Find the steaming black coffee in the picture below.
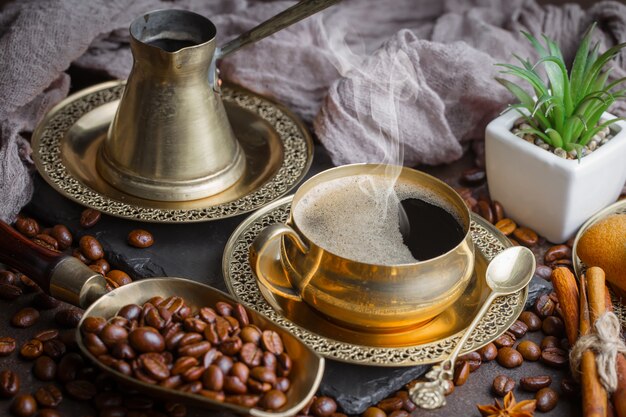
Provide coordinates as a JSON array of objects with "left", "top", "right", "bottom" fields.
[
  {"left": 293, "top": 174, "right": 465, "bottom": 266},
  {"left": 147, "top": 38, "right": 198, "bottom": 52}
]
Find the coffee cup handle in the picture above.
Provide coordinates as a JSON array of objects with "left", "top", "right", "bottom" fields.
[{"left": 249, "top": 224, "right": 309, "bottom": 302}]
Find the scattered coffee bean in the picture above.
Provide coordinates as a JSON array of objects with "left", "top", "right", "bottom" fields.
[
  {"left": 508, "top": 320, "right": 528, "bottom": 338},
  {"left": 458, "top": 351, "right": 482, "bottom": 372},
  {"left": 461, "top": 168, "right": 486, "bottom": 185},
  {"left": 544, "top": 244, "right": 571, "bottom": 263},
  {"left": 15, "top": 217, "right": 40, "bottom": 237},
  {"left": 0, "top": 271, "right": 17, "bottom": 285},
  {"left": 0, "top": 370, "right": 19, "bottom": 398},
  {"left": 542, "top": 316, "right": 565, "bottom": 337},
  {"left": 72, "top": 249, "right": 89, "bottom": 264},
  {"left": 107, "top": 270, "right": 132, "bottom": 286},
  {"left": 495, "top": 218, "right": 516, "bottom": 236},
  {"left": 534, "top": 294, "right": 556, "bottom": 318},
  {"left": 34, "top": 384, "right": 62, "bottom": 408},
  {"left": 477, "top": 201, "right": 494, "bottom": 224},
  {"left": 0, "top": 337, "right": 16, "bottom": 356},
  {"left": 54, "top": 308, "right": 83, "bottom": 328},
  {"left": 79, "top": 235, "right": 104, "bottom": 260},
  {"left": 20, "top": 339, "right": 43, "bottom": 360},
  {"left": 453, "top": 361, "right": 470, "bottom": 386},
  {"left": 33, "top": 293, "right": 60, "bottom": 310},
  {"left": 520, "top": 375, "right": 552, "bottom": 392},
  {"left": 541, "top": 347, "right": 568, "bottom": 368},
  {"left": 65, "top": 379, "right": 97, "bottom": 401},
  {"left": 33, "top": 356, "right": 57, "bottom": 381},
  {"left": 311, "top": 396, "right": 338, "bottom": 417},
  {"left": 536, "top": 387, "right": 559, "bottom": 412},
  {"left": 11, "top": 394, "right": 37, "bottom": 417},
  {"left": 513, "top": 226, "right": 539, "bottom": 247},
  {"left": 492, "top": 201, "right": 505, "bottom": 222},
  {"left": 36, "top": 409, "right": 60, "bottom": 417},
  {"left": 494, "top": 333, "right": 516, "bottom": 348},
  {"left": 80, "top": 208, "right": 101, "bottom": 228},
  {"left": 541, "top": 336, "right": 560, "bottom": 350},
  {"left": 561, "top": 378, "right": 578, "bottom": 396},
  {"left": 377, "top": 397, "right": 403, "bottom": 413},
  {"left": 11, "top": 307, "right": 40, "bottom": 328},
  {"left": 19, "top": 275, "right": 39, "bottom": 292},
  {"left": 56, "top": 353, "right": 85, "bottom": 383},
  {"left": 128, "top": 229, "right": 154, "bottom": 248},
  {"left": 496, "top": 347, "right": 523, "bottom": 368},
  {"left": 42, "top": 339, "right": 66, "bottom": 360},
  {"left": 363, "top": 407, "right": 386, "bottom": 417},
  {"left": 492, "top": 375, "right": 515, "bottom": 397},
  {"left": 92, "top": 258, "right": 110, "bottom": 275},
  {"left": 32, "top": 234, "right": 58, "bottom": 251},
  {"left": 516, "top": 340, "right": 541, "bottom": 361},
  {"left": 50, "top": 225, "right": 72, "bottom": 250},
  {"left": 519, "top": 311, "right": 542, "bottom": 331},
  {"left": 534, "top": 265, "right": 553, "bottom": 281},
  {"left": 0, "top": 284, "right": 22, "bottom": 300},
  {"left": 478, "top": 343, "right": 498, "bottom": 362}
]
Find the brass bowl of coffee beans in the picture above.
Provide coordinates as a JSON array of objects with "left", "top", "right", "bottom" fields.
[{"left": 76, "top": 278, "right": 324, "bottom": 416}]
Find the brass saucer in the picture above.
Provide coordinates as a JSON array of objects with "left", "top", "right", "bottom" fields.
[
  {"left": 222, "top": 196, "right": 529, "bottom": 366},
  {"left": 572, "top": 198, "right": 626, "bottom": 325},
  {"left": 32, "top": 81, "right": 313, "bottom": 222}
]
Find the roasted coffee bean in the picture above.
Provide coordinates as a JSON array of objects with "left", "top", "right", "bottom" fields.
[
  {"left": 15, "top": 217, "right": 40, "bottom": 237},
  {"left": 234, "top": 304, "right": 250, "bottom": 327},
  {"left": 89, "top": 263, "right": 106, "bottom": 276},
  {"left": 457, "top": 351, "right": 481, "bottom": 372},
  {"left": 261, "top": 351, "right": 277, "bottom": 372},
  {"left": 118, "top": 304, "right": 142, "bottom": 321},
  {"left": 541, "top": 335, "right": 559, "bottom": 350},
  {"left": 50, "top": 225, "right": 72, "bottom": 250},
  {"left": 72, "top": 248, "right": 89, "bottom": 264},
  {"left": 225, "top": 394, "right": 260, "bottom": 407},
  {"left": 111, "top": 343, "right": 135, "bottom": 360},
  {"left": 37, "top": 409, "right": 61, "bottom": 417},
  {"left": 388, "top": 411, "right": 409, "bottom": 417},
  {"left": 220, "top": 337, "right": 243, "bottom": 356},
  {"left": 184, "top": 318, "right": 207, "bottom": 333},
  {"left": 259, "top": 390, "right": 288, "bottom": 410},
  {"left": 11, "top": 394, "right": 37, "bottom": 417},
  {"left": 124, "top": 395, "right": 154, "bottom": 410},
  {"left": 225, "top": 315, "right": 241, "bottom": 332},
  {"left": 240, "top": 326, "right": 262, "bottom": 345},
  {"left": 107, "top": 270, "right": 132, "bottom": 287},
  {"left": 0, "top": 271, "right": 17, "bottom": 285},
  {"left": 520, "top": 375, "right": 552, "bottom": 392},
  {"left": 513, "top": 227, "right": 538, "bottom": 247},
  {"left": 396, "top": 391, "right": 416, "bottom": 412},
  {"left": 54, "top": 308, "right": 82, "bottom": 328},
  {"left": 33, "top": 356, "right": 57, "bottom": 381},
  {"left": 11, "top": 307, "right": 40, "bottom": 328},
  {"left": 464, "top": 197, "right": 478, "bottom": 211},
  {"left": 250, "top": 366, "right": 277, "bottom": 386},
  {"left": 519, "top": 311, "right": 542, "bottom": 331},
  {"left": 100, "top": 324, "right": 129, "bottom": 347},
  {"left": 140, "top": 355, "right": 170, "bottom": 381},
  {"left": 129, "top": 327, "right": 165, "bottom": 353},
  {"left": 541, "top": 347, "right": 568, "bottom": 368},
  {"left": 79, "top": 235, "right": 104, "bottom": 260},
  {"left": 542, "top": 316, "right": 565, "bottom": 337},
  {"left": 544, "top": 244, "right": 571, "bottom": 263},
  {"left": 0, "top": 337, "right": 16, "bottom": 356},
  {"left": 56, "top": 353, "right": 84, "bottom": 382},
  {"left": 0, "top": 284, "right": 22, "bottom": 300},
  {"left": 496, "top": 347, "right": 523, "bottom": 368},
  {"left": 171, "top": 356, "right": 197, "bottom": 376},
  {"left": 214, "top": 356, "right": 234, "bottom": 376},
  {"left": 33, "top": 293, "right": 60, "bottom": 310},
  {"left": 198, "top": 307, "right": 218, "bottom": 324},
  {"left": 516, "top": 340, "right": 541, "bottom": 361},
  {"left": 178, "top": 332, "right": 203, "bottom": 349},
  {"left": 453, "top": 361, "right": 470, "bottom": 386},
  {"left": 362, "top": 407, "right": 386, "bottom": 417},
  {"left": 494, "top": 333, "right": 515, "bottom": 348},
  {"left": 240, "top": 343, "right": 263, "bottom": 367},
  {"left": 80, "top": 316, "right": 107, "bottom": 334},
  {"left": 34, "top": 329, "right": 59, "bottom": 343},
  {"left": 461, "top": 168, "right": 486, "bottom": 185},
  {"left": 561, "top": 378, "right": 578, "bottom": 396},
  {"left": 128, "top": 229, "right": 154, "bottom": 248},
  {"left": 275, "top": 377, "right": 290, "bottom": 393},
  {"left": 215, "top": 301, "right": 234, "bottom": 317},
  {"left": 261, "top": 330, "right": 284, "bottom": 355},
  {"left": 80, "top": 208, "right": 101, "bottom": 228},
  {"left": 202, "top": 365, "right": 224, "bottom": 391},
  {"left": 42, "top": 339, "right": 65, "bottom": 360},
  {"left": 224, "top": 376, "right": 248, "bottom": 394},
  {"left": 492, "top": 201, "right": 505, "bottom": 222},
  {"left": 178, "top": 341, "right": 212, "bottom": 358},
  {"left": 20, "top": 339, "right": 43, "bottom": 360},
  {"left": 492, "top": 374, "right": 515, "bottom": 397},
  {"left": 34, "top": 385, "right": 62, "bottom": 408},
  {"left": 94, "top": 391, "right": 124, "bottom": 409},
  {"left": 311, "top": 396, "right": 338, "bottom": 417},
  {"left": 478, "top": 343, "right": 497, "bottom": 361},
  {"left": 92, "top": 259, "right": 110, "bottom": 275},
  {"left": 83, "top": 332, "right": 107, "bottom": 357},
  {"left": 164, "top": 402, "right": 187, "bottom": 417},
  {"left": 508, "top": 320, "right": 528, "bottom": 339},
  {"left": 534, "top": 264, "right": 553, "bottom": 281},
  {"left": 33, "top": 234, "right": 58, "bottom": 251},
  {"left": 65, "top": 379, "right": 97, "bottom": 401},
  {"left": 277, "top": 352, "right": 292, "bottom": 377},
  {"left": 0, "top": 370, "right": 19, "bottom": 398},
  {"left": 534, "top": 294, "right": 556, "bottom": 318},
  {"left": 536, "top": 387, "right": 559, "bottom": 412},
  {"left": 496, "top": 218, "right": 517, "bottom": 236},
  {"left": 477, "top": 200, "right": 494, "bottom": 224}
]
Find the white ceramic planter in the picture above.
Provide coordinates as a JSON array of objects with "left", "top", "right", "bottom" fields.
[{"left": 485, "top": 110, "right": 626, "bottom": 243}]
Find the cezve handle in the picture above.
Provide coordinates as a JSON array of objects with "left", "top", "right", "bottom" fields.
[{"left": 0, "top": 220, "right": 107, "bottom": 308}]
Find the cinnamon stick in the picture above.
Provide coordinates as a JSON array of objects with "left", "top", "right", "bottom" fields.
[
  {"left": 552, "top": 267, "right": 580, "bottom": 345},
  {"left": 587, "top": 267, "right": 607, "bottom": 323},
  {"left": 604, "top": 278, "right": 626, "bottom": 417},
  {"left": 580, "top": 273, "right": 608, "bottom": 417}
]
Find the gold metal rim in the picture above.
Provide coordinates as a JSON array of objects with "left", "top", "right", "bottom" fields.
[
  {"left": 572, "top": 198, "right": 626, "bottom": 325},
  {"left": 31, "top": 81, "right": 313, "bottom": 223},
  {"left": 222, "top": 196, "right": 529, "bottom": 367}
]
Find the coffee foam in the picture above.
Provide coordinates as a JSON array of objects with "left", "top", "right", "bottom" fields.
[{"left": 293, "top": 174, "right": 460, "bottom": 266}]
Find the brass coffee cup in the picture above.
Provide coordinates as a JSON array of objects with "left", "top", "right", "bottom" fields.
[{"left": 250, "top": 164, "right": 475, "bottom": 331}]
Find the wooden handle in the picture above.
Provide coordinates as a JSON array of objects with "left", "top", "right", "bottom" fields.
[{"left": 0, "top": 220, "right": 64, "bottom": 293}]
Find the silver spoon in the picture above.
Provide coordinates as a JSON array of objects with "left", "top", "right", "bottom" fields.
[{"left": 408, "top": 246, "right": 536, "bottom": 409}]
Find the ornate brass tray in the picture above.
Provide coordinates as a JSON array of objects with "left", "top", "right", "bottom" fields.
[
  {"left": 572, "top": 198, "right": 626, "bottom": 325},
  {"left": 222, "top": 196, "right": 529, "bottom": 366},
  {"left": 31, "top": 81, "right": 313, "bottom": 223}
]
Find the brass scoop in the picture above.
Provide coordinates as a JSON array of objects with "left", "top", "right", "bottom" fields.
[
  {"left": 99, "top": 0, "right": 340, "bottom": 202},
  {"left": 0, "top": 221, "right": 324, "bottom": 416}
]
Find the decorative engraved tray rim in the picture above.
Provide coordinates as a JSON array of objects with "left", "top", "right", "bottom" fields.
[
  {"left": 222, "top": 196, "right": 529, "bottom": 367},
  {"left": 573, "top": 199, "right": 626, "bottom": 325},
  {"left": 31, "top": 80, "right": 313, "bottom": 223}
]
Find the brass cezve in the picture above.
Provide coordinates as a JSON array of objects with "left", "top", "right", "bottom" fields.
[{"left": 250, "top": 164, "right": 476, "bottom": 331}]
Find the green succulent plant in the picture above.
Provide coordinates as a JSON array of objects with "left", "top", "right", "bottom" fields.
[{"left": 496, "top": 23, "right": 626, "bottom": 157}]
